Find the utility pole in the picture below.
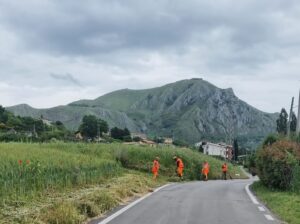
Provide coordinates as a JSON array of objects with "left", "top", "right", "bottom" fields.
[
  {"left": 287, "top": 97, "right": 294, "bottom": 137},
  {"left": 297, "top": 90, "right": 300, "bottom": 135}
]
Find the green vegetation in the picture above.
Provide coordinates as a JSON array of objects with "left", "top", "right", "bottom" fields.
[
  {"left": 251, "top": 132, "right": 300, "bottom": 224},
  {"left": 78, "top": 115, "right": 109, "bottom": 139},
  {"left": 0, "top": 143, "right": 121, "bottom": 203},
  {"left": 256, "top": 140, "right": 300, "bottom": 190},
  {"left": 276, "top": 108, "right": 288, "bottom": 135},
  {"left": 0, "top": 142, "right": 246, "bottom": 223},
  {"left": 0, "top": 105, "right": 72, "bottom": 142},
  {"left": 110, "top": 127, "right": 131, "bottom": 141},
  {"left": 252, "top": 182, "right": 300, "bottom": 224}
]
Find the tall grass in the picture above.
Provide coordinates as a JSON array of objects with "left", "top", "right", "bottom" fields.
[
  {"left": 112, "top": 145, "right": 244, "bottom": 180},
  {"left": 0, "top": 143, "right": 122, "bottom": 204},
  {"left": 0, "top": 142, "right": 245, "bottom": 205}
]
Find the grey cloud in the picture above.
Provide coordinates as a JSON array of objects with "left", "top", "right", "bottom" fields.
[
  {"left": 1, "top": 0, "right": 299, "bottom": 72},
  {"left": 0, "top": 0, "right": 300, "bottom": 112},
  {"left": 50, "top": 73, "right": 82, "bottom": 87}
]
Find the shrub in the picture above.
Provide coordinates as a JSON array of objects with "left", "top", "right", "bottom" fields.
[
  {"left": 256, "top": 140, "right": 300, "bottom": 190},
  {"left": 132, "top": 136, "right": 141, "bottom": 142},
  {"left": 122, "top": 135, "right": 132, "bottom": 142},
  {"left": 262, "top": 134, "right": 278, "bottom": 147},
  {"left": 291, "top": 165, "right": 300, "bottom": 193}
]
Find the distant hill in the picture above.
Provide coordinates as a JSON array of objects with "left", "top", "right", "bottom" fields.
[{"left": 8, "top": 78, "right": 277, "bottom": 148}]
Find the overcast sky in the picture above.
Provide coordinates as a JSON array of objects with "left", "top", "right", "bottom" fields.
[{"left": 0, "top": 0, "right": 299, "bottom": 113}]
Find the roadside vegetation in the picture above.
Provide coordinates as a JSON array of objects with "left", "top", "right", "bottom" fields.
[
  {"left": 0, "top": 142, "right": 245, "bottom": 223},
  {"left": 252, "top": 182, "right": 300, "bottom": 224},
  {"left": 250, "top": 107, "right": 300, "bottom": 224}
]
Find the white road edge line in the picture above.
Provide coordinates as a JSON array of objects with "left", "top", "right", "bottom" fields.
[
  {"left": 98, "top": 184, "right": 172, "bottom": 224},
  {"left": 258, "top": 206, "right": 266, "bottom": 212},
  {"left": 245, "top": 184, "right": 259, "bottom": 205},
  {"left": 265, "top": 214, "right": 275, "bottom": 221}
]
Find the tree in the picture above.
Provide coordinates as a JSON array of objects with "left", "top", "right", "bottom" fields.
[
  {"left": 0, "top": 106, "right": 9, "bottom": 124},
  {"left": 233, "top": 138, "right": 239, "bottom": 161},
  {"left": 110, "top": 127, "right": 131, "bottom": 141},
  {"left": 54, "top": 120, "right": 66, "bottom": 131},
  {"left": 98, "top": 119, "right": 109, "bottom": 134},
  {"left": 123, "top": 128, "right": 130, "bottom": 137},
  {"left": 290, "top": 112, "right": 297, "bottom": 133},
  {"left": 79, "top": 115, "right": 109, "bottom": 139},
  {"left": 276, "top": 108, "right": 288, "bottom": 135},
  {"left": 0, "top": 105, "right": 5, "bottom": 114}
]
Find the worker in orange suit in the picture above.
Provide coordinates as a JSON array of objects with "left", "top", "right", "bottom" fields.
[
  {"left": 222, "top": 162, "right": 228, "bottom": 180},
  {"left": 152, "top": 157, "right": 160, "bottom": 180},
  {"left": 173, "top": 156, "right": 184, "bottom": 180},
  {"left": 202, "top": 161, "right": 210, "bottom": 181}
]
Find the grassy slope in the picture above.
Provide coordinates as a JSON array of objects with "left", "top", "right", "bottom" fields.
[
  {"left": 252, "top": 182, "right": 300, "bottom": 224},
  {"left": 0, "top": 142, "right": 246, "bottom": 223}
]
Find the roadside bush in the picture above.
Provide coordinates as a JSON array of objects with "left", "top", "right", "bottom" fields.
[
  {"left": 291, "top": 165, "right": 300, "bottom": 193},
  {"left": 256, "top": 140, "right": 300, "bottom": 190},
  {"left": 262, "top": 134, "right": 278, "bottom": 147}
]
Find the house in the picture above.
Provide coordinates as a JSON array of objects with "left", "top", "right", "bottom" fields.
[
  {"left": 195, "top": 141, "right": 233, "bottom": 160},
  {"left": 94, "top": 136, "right": 104, "bottom": 142},
  {"left": 164, "top": 138, "right": 173, "bottom": 145},
  {"left": 131, "top": 133, "right": 147, "bottom": 140},
  {"left": 75, "top": 131, "right": 83, "bottom": 140},
  {"left": 41, "top": 118, "right": 52, "bottom": 126},
  {"left": 7, "top": 128, "right": 17, "bottom": 135}
]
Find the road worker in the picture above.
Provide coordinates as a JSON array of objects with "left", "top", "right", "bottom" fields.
[
  {"left": 222, "top": 162, "right": 228, "bottom": 180},
  {"left": 173, "top": 156, "right": 184, "bottom": 180},
  {"left": 201, "top": 161, "right": 210, "bottom": 181},
  {"left": 152, "top": 157, "right": 160, "bottom": 180}
]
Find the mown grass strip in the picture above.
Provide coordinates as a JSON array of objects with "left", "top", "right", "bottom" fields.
[
  {"left": 1, "top": 172, "right": 167, "bottom": 223},
  {"left": 252, "top": 182, "right": 300, "bottom": 224}
]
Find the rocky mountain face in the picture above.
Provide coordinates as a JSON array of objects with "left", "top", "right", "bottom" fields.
[{"left": 8, "top": 79, "right": 277, "bottom": 148}]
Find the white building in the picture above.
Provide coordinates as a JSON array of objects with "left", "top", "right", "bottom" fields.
[{"left": 195, "top": 142, "right": 233, "bottom": 160}]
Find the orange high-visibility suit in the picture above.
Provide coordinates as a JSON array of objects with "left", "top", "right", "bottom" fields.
[
  {"left": 176, "top": 158, "right": 184, "bottom": 177},
  {"left": 152, "top": 159, "right": 160, "bottom": 179},
  {"left": 222, "top": 163, "right": 228, "bottom": 180},
  {"left": 222, "top": 163, "right": 228, "bottom": 172},
  {"left": 202, "top": 162, "right": 210, "bottom": 181}
]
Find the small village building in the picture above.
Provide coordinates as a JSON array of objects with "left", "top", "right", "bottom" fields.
[
  {"left": 195, "top": 141, "right": 233, "bottom": 160},
  {"left": 164, "top": 138, "right": 173, "bottom": 145},
  {"left": 41, "top": 118, "right": 52, "bottom": 126},
  {"left": 131, "top": 133, "right": 147, "bottom": 140},
  {"left": 7, "top": 128, "right": 17, "bottom": 135},
  {"left": 75, "top": 131, "right": 83, "bottom": 140}
]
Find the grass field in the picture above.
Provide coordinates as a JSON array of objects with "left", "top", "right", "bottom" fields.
[
  {"left": 0, "top": 142, "right": 246, "bottom": 223},
  {"left": 252, "top": 182, "right": 300, "bottom": 224}
]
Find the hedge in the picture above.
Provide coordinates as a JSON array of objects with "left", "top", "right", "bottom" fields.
[{"left": 256, "top": 140, "right": 300, "bottom": 191}]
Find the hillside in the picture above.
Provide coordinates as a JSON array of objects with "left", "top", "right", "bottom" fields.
[
  {"left": 8, "top": 78, "right": 277, "bottom": 148},
  {"left": 8, "top": 104, "right": 140, "bottom": 132}
]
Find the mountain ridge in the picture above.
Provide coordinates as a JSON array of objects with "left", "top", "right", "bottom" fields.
[{"left": 8, "top": 78, "right": 277, "bottom": 148}]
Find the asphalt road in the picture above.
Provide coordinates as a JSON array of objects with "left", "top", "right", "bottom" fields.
[{"left": 93, "top": 179, "right": 281, "bottom": 224}]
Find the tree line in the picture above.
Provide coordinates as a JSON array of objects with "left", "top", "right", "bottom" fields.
[
  {"left": 276, "top": 108, "right": 297, "bottom": 135},
  {"left": 78, "top": 114, "right": 132, "bottom": 141},
  {"left": 0, "top": 105, "right": 133, "bottom": 142}
]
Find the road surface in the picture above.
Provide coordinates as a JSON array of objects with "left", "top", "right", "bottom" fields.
[{"left": 92, "top": 179, "right": 281, "bottom": 224}]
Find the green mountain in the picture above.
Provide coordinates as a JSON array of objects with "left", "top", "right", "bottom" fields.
[{"left": 8, "top": 79, "right": 277, "bottom": 148}]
